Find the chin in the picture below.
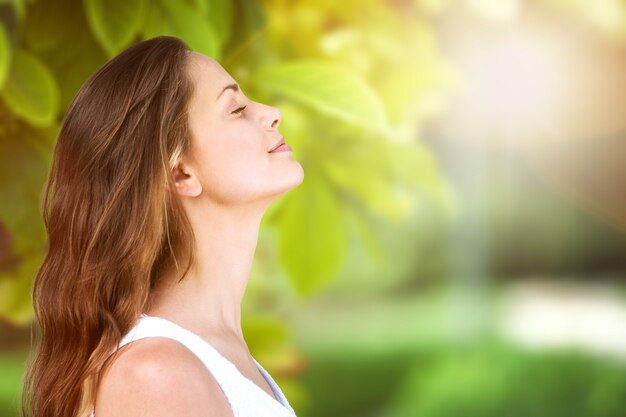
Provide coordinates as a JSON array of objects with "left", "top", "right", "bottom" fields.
[
  {"left": 291, "top": 161, "right": 305, "bottom": 185},
  {"left": 283, "top": 170, "right": 305, "bottom": 193},
  {"left": 269, "top": 166, "right": 305, "bottom": 200}
]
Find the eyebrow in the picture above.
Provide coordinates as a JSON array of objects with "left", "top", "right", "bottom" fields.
[{"left": 216, "top": 82, "right": 240, "bottom": 102}]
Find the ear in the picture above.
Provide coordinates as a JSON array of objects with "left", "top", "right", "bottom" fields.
[{"left": 171, "top": 161, "right": 202, "bottom": 197}]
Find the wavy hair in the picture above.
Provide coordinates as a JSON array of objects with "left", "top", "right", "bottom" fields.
[{"left": 21, "top": 35, "right": 198, "bottom": 417}]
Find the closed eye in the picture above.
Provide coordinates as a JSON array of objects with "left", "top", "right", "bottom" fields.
[{"left": 231, "top": 105, "right": 247, "bottom": 115}]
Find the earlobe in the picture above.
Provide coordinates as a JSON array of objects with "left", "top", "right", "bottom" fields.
[{"left": 172, "top": 163, "right": 202, "bottom": 197}]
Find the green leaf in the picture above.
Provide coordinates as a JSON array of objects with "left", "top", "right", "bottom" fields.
[
  {"left": 0, "top": 23, "right": 11, "bottom": 89},
  {"left": 237, "top": 0, "right": 267, "bottom": 36},
  {"left": 276, "top": 172, "right": 347, "bottom": 297},
  {"left": 188, "top": 0, "right": 209, "bottom": 14},
  {"left": 322, "top": 155, "right": 415, "bottom": 222},
  {"left": 342, "top": 202, "right": 387, "bottom": 266},
  {"left": 252, "top": 59, "right": 389, "bottom": 132},
  {"left": 28, "top": 0, "right": 108, "bottom": 111},
  {"left": 142, "top": 0, "right": 220, "bottom": 60},
  {"left": 83, "top": 0, "right": 145, "bottom": 58},
  {"left": 0, "top": 123, "right": 49, "bottom": 326},
  {"left": 206, "top": 0, "right": 234, "bottom": 47},
  {"left": 22, "top": 0, "right": 78, "bottom": 54},
  {"left": 0, "top": 124, "right": 51, "bottom": 254},
  {"left": 0, "top": 48, "right": 59, "bottom": 127},
  {"left": 39, "top": 23, "right": 108, "bottom": 111}
]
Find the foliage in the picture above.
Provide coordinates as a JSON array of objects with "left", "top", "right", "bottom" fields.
[
  {"left": 0, "top": 0, "right": 460, "bottom": 409},
  {"left": 0, "top": 0, "right": 457, "bottom": 324},
  {"left": 385, "top": 341, "right": 626, "bottom": 417},
  {"left": 292, "top": 338, "right": 626, "bottom": 417},
  {"left": 2, "top": 0, "right": 626, "bottom": 415}
]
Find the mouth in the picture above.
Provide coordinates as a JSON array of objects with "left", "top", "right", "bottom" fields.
[{"left": 268, "top": 136, "right": 292, "bottom": 153}]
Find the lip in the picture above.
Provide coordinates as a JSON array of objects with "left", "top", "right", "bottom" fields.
[{"left": 268, "top": 136, "right": 286, "bottom": 153}]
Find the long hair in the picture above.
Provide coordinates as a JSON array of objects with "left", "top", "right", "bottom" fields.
[{"left": 21, "top": 36, "right": 198, "bottom": 417}]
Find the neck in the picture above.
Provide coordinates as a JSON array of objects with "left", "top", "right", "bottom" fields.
[{"left": 147, "top": 199, "right": 267, "bottom": 342}]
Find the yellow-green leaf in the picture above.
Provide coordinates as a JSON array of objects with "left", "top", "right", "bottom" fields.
[
  {"left": 143, "top": 0, "right": 220, "bottom": 60},
  {"left": 83, "top": 0, "right": 145, "bottom": 57},
  {"left": 252, "top": 59, "right": 389, "bottom": 132},
  {"left": 0, "top": 48, "right": 59, "bottom": 127},
  {"left": 22, "top": 0, "right": 78, "bottom": 54},
  {"left": 322, "top": 156, "right": 415, "bottom": 221},
  {"left": 0, "top": 125, "right": 51, "bottom": 253},
  {"left": 39, "top": 24, "right": 108, "bottom": 111},
  {"left": 276, "top": 172, "right": 347, "bottom": 297},
  {"left": 206, "top": 0, "right": 234, "bottom": 46}
]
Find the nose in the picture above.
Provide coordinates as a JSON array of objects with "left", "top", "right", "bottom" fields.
[{"left": 263, "top": 105, "right": 281, "bottom": 130}]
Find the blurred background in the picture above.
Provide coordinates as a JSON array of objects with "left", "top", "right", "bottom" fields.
[{"left": 1, "top": 0, "right": 626, "bottom": 416}]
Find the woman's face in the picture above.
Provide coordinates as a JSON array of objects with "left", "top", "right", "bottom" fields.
[{"left": 179, "top": 52, "right": 304, "bottom": 207}]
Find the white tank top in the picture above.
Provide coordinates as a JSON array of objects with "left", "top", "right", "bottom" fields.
[{"left": 89, "top": 313, "right": 297, "bottom": 417}]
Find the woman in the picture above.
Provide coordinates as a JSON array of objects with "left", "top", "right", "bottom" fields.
[{"left": 22, "top": 36, "right": 304, "bottom": 417}]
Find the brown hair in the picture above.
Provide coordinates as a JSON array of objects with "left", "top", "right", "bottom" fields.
[{"left": 21, "top": 36, "right": 198, "bottom": 417}]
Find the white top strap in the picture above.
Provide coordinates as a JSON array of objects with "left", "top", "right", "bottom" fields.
[{"left": 90, "top": 314, "right": 297, "bottom": 417}]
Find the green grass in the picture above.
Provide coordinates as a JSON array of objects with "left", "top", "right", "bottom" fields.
[
  {"left": 289, "top": 284, "right": 626, "bottom": 417},
  {"left": 292, "top": 339, "right": 626, "bottom": 417}
]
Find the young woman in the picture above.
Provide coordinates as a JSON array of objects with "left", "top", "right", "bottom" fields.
[{"left": 22, "top": 36, "right": 304, "bottom": 417}]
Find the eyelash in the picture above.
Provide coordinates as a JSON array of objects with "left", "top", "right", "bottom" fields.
[{"left": 231, "top": 105, "right": 247, "bottom": 116}]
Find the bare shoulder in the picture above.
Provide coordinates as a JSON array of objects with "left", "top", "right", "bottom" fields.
[{"left": 95, "top": 337, "right": 234, "bottom": 417}]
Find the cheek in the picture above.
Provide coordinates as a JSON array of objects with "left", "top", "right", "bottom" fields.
[
  {"left": 217, "top": 125, "right": 265, "bottom": 165},
  {"left": 194, "top": 122, "right": 260, "bottom": 166},
  {"left": 195, "top": 127, "right": 269, "bottom": 202}
]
